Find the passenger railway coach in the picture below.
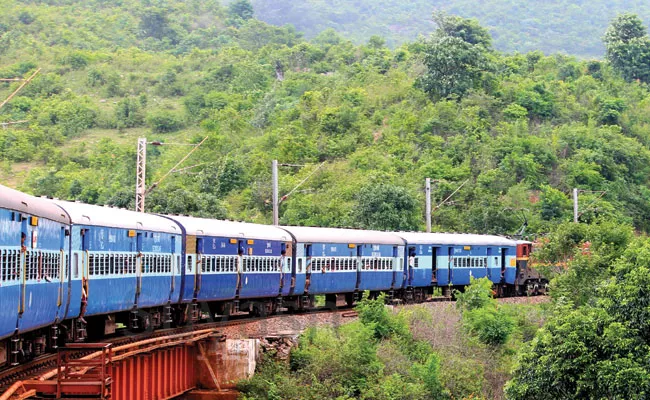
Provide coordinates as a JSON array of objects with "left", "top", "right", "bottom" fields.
[{"left": 0, "top": 183, "right": 542, "bottom": 366}]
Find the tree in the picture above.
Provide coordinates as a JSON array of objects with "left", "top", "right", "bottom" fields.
[
  {"left": 354, "top": 183, "right": 420, "bottom": 231},
  {"left": 418, "top": 13, "right": 492, "bottom": 99},
  {"left": 228, "top": 0, "right": 254, "bottom": 21},
  {"left": 603, "top": 14, "right": 650, "bottom": 83},
  {"left": 506, "top": 239, "right": 650, "bottom": 399}
]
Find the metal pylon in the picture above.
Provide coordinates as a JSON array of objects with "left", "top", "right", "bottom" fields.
[{"left": 135, "top": 137, "right": 147, "bottom": 212}]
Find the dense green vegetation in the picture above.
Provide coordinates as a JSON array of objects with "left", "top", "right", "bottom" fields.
[
  {"left": 3, "top": 1, "right": 650, "bottom": 237},
  {"left": 251, "top": 0, "right": 650, "bottom": 57},
  {"left": 239, "top": 292, "right": 545, "bottom": 399},
  {"left": 505, "top": 220, "right": 650, "bottom": 399}
]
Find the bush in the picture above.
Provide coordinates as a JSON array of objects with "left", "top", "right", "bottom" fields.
[
  {"left": 357, "top": 293, "right": 409, "bottom": 340},
  {"left": 455, "top": 277, "right": 495, "bottom": 312},
  {"left": 146, "top": 110, "right": 184, "bottom": 133},
  {"left": 463, "top": 307, "right": 515, "bottom": 346}
]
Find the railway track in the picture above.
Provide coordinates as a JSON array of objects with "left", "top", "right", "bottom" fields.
[{"left": 0, "top": 306, "right": 355, "bottom": 394}]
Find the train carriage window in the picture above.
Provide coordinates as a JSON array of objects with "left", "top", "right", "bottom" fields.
[{"left": 89, "top": 253, "right": 95, "bottom": 276}]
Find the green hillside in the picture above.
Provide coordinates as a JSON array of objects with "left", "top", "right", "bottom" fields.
[
  {"left": 251, "top": 0, "right": 650, "bottom": 57},
  {"left": 2, "top": 0, "right": 650, "bottom": 236}
]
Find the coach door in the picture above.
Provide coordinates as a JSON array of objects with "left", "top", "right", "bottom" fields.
[
  {"left": 431, "top": 247, "right": 439, "bottom": 283},
  {"left": 57, "top": 227, "right": 65, "bottom": 313},
  {"left": 447, "top": 247, "right": 453, "bottom": 285},
  {"left": 500, "top": 248, "right": 508, "bottom": 282},
  {"left": 135, "top": 232, "right": 143, "bottom": 304},
  {"left": 170, "top": 236, "right": 176, "bottom": 296},
  {"left": 355, "top": 245, "right": 362, "bottom": 291},
  {"left": 19, "top": 217, "right": 28, "bottom": 314},
  {"left": 487, "top": 248, "right": 493, "bottom": 281},
  {"left": 196, "top": 238, "right": 204, "bottom": 295},
  {"left": 304, "top": 244, "right": 312, "bottom": 292}
]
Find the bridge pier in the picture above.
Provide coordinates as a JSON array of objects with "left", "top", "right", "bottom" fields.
[{"left": 8, "top": 329, "right": 261, "bottom": 400}]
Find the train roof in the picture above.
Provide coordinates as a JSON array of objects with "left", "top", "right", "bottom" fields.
[
  {"left": 280, "top": 226, "right": 405, "bottom": 245},
  {"left": 52, "top": 200, "right": 181, "bottom": 234},
  {"left": 395, "top": 232, "right": 516, "bottom": 247},
  {"left": 167, "top": 215, "right": 291, "bottom": 242},
  {"left": 0, "top": 184, "right": 69, "bottom": 224}
]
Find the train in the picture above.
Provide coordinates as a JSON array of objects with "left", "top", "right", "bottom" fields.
[{"left": 0, "top": 184, "right": 546, "bottom": 366}]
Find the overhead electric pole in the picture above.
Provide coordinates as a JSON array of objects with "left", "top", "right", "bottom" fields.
[
  {"left": 425, "top": 178, "right": 431, "bottom": 233},
  {"left": 135, "top": 136, "right": 208, "bottom": 213},
  {"left": 272, "top": 160, "right": 279, "bottom": 225},
  {"left": 271, "top": 160, "right": 325, "bottom": 226},
  {"left": 136, "top": 138, "right": 147, "bottom": 213}
]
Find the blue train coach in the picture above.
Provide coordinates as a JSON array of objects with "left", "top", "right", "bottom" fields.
[
  {"left": 0, "top": 185, "right": 71, "bottom": 365},
  {"left": 396, "top": 232, "right": 518, "bottom": 297},
  {"left": 165, "top": 215, "right": 292, "bottom": 318},
  {"left": 279, "top": 226, "right": 405, "bottom": 307},
  {"left": 52, "top": 200, "right": 182, "bottom": 334}
]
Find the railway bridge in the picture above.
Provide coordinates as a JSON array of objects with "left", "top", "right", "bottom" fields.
[{"left": 0, "top": 329, "right": 250, "bottom": 400}]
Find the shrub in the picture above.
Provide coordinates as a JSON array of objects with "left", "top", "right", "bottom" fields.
[
  {"left": 146, "top": 110, "right": 184, "bottom": 133},
  {"left": 463, "top": 307, "right": 515, "bottom": 346},
  {"left": 455, "top": 277, "right": 495, "bottom": 312}
]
